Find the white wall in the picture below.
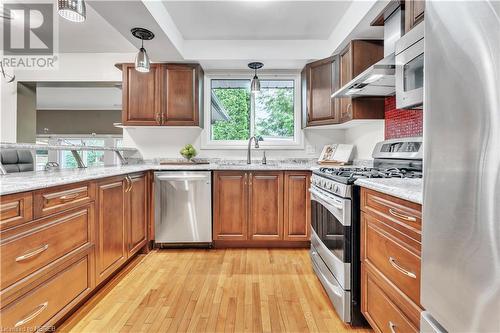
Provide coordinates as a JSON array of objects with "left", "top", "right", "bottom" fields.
[
  {"left": 1, "top": 52, "right": 384, "bottom": 161},
  {"left": 122, "top": 123, "right": 384, "bottom": 161},
  {"left": 345, "top": 121, "right": 385, "bottom": 160},
  {"left": 122, "top": 127, "right": 347, "bottom": 160},
  {"left": 0, "top": 53, "right": 134, "bottom": 142}
]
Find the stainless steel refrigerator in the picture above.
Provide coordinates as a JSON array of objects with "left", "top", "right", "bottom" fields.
[{"left": 422, "top": 1, "right": 500, "bottom": 332}]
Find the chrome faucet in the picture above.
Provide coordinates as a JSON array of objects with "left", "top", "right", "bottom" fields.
[{"left": 247, "top": 136, "right": 263, "bottom": 164}]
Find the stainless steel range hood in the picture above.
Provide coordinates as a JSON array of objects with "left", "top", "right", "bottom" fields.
[{"left": 332, "top": 5, "right": 404, "bottom": 99}]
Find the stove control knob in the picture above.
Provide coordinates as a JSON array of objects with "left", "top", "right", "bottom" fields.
[{"left": 333, "top": 184, "right": 340, "bottom": 193}]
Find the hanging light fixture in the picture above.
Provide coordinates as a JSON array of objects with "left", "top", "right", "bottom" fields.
[
  {"left": 131, "top": 28, "right": 155, "bottom": 73},
  {"left": 248, "top": 62, "right": 263, "bottom": 93},
  {"left": 58, "top": 0, "right": 86, "bottom": 23}
]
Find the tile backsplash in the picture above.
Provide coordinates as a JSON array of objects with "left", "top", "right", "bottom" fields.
[{"left": 384, "top": 96, "right": 423, "bottom": 139}]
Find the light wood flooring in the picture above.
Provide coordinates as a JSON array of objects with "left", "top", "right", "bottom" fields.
[{"left": 59, "top": 249, "right": 372, "bottom": 333}]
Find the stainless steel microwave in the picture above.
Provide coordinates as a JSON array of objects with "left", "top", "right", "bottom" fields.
[{"left": 395, "top": 22, "right": 424, "bottom": 109}]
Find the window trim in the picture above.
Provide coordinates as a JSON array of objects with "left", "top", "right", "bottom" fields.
[{"left": 201, "top": 72, "right": 304, "bottom": 150}]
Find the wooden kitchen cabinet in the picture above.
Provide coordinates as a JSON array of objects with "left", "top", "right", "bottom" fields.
[
  {"left": 249, "top": 172, "right": 284, "bottom": 240},
  {"left": 303, "top": 56, "right": 340, "bottom": 126},
  {"left": 122, "top": 63, "right": 162, "bottom": 126},
  {"left": 162, "top": 64, "right": 203, "bottom": 126},
  {"left": 213, "top": 171, "right": 248, "bottom": 241},
  {"left": 283, "top": 171, "right": 311, "bottom": 241},
  {"left": 360, "top": 188, "right": 423, "bottom": 331},
  {"left": 95, "top": 176, "right": 127, "bottom": 284},
  {"left": 213, "top": 171, "right": 310, "bottom": 247},
  {"left": 405, "top": 0, "right": 425, "bottom": 33},
  {"left": 338, "top": 40, "right": 385, "bottom": 123},
  {"left": 126, "top": 173, "right": 148, "bottom": 256},
  {"left": 120, "top": 63, "right": 203, "bottom": 127}
]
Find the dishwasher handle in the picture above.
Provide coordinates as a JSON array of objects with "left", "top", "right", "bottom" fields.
[{"left": 156, "top": 175, "right": 210, "bottom": 182}]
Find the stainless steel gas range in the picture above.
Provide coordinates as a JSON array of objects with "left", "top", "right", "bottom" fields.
[{"left": 309, "top": 137, "right": 423, "bottom": 325}]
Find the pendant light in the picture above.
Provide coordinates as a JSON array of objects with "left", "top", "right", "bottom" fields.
[
  {"left": 58, "top": 0, "right": 86, "bottom": 23},
  {"left": 248, "top": 62, "right": 263, "bottom": 93},
  {"left": 131, "top": 28, "right": 155, "bottom": 73}
]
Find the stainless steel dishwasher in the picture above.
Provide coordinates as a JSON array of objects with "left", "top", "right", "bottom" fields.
[{"left": 154, "top": 171, "right": 212, "bottom": 245}]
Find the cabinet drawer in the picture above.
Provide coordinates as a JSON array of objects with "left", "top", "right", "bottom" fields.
[
  {"left": 0, "top": 252, "right": 92, "bottom": 331},
  {"left": 362, "top": 263, "right": 418, "bottom": 333},
  {"left": 0, "top": 192, "right": 33, "bottom": 230},
  {"left": 34, "top": 182, "right": 95, "bottom": 218},
  {"left": 1, "top": 205, "right": 93, "bottom": 290},
  {"left": 362, "top": 212, "right": 421, "bottom": 306},
  {"left": 361, "top": 188, "right": 421, "bottom": 243}
]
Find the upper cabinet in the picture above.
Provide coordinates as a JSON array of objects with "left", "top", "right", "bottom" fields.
[
  {"left": 302, "top": 40, "right": 385, "bottom": 127},
  {"left": 338, "top": 40, "right": 385, "bottom": 123},
  {"left": 302, "top": 56, "right": 340, "bottom": 126},
  {"left": 122, "top": 64, "right": 161, "bottom": 126},
  {"left": 405, "top": 0, "right": 425, "bottom": 33},
  {"left": 120, "top": 63, "right": 204, "bottom": 127}
]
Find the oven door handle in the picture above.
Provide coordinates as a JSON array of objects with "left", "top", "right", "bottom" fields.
[{"left": 309, "top": 187, "right": 344, "bottom": 210}]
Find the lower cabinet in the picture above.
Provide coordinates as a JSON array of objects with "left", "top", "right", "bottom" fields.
[
  {"left": 96, "top": 173, "right": 148, "bottom": 283},
  {"left": 95, "top": 176, "right": 127, "bottom": 284},
  {"left": 283, "top": 171, "right": 311, "bottom": 241},
  {"left": 126, "top": 173, "right": 148, "bottom": 256},
  {"left": 213, "top": 170, "right": 310, "bottom": 246},
  {"left": 249, "top": 171, "right": 284, "bottom": 241},
  {"left": 360, "top": 188, "right": 423, "bottom": 331}
]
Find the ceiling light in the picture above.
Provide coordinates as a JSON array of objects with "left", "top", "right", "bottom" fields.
[
  {"left": 58, "top": 0, "right": 86, "bottom": 23},
  {"left": 248, "top": 62, "right": 263, "bottom": 93},
  {"left": 131, "top": 28, "right": 155, "bottom": 73}
]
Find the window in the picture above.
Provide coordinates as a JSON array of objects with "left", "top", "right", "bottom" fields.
[
  {"left": 35, "top": 136, "right": 123, "bottom": 169},
  {"left": 59, "top": 139, "right": 105, "bottom": 168},
  {"left": 204, "top": 74, "right": 302, "bottom": 149}
]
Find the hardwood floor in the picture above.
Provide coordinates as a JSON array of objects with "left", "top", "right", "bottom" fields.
[{"left": 59, "top": 249, "right": 372, "bottom": 333}]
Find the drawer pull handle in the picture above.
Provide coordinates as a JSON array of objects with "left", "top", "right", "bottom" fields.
[
  {"left": 389, "top": 321, "right": 397, "bottom": 333},
  {"left": 389, "top": 208, "right": 416, "bottom": 222},
  {"left": 15, "top": 302, "right": 48, "bottom": 327},
  {"left": 16, "top": 244, "right": 49, "bottom": 262},
  {"left": 388, "top": 257, "right": 416, "bottom": 279},
  {"left": 59, "top": 193, "right": 80, "bottom": 202}
]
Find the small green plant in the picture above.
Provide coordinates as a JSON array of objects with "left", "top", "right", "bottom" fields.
[{"left": 180, "top": 144, "right": 197, "bottom": 160}]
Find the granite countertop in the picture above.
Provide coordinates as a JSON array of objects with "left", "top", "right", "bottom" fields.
[
  {"left": 0, "top": 160, "right": 319, "bottom": 196},
  {"left": 354, "top": 178, "right": 423, "bottom": 204}
]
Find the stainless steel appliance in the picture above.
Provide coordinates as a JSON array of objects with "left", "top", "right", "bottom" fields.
[
  {"left": 310, "top": 137, "right": 423, "bottom": 325},
  {"left": 154, "top": 171, "right": 212, "bottom": 244},
  {"left": 421, "top": 1, "right": 500, "bottom": 332},
  {"left": 395, "top": 21, "right": 424, "bottom": 109},
  {"left": 332, "top": 2, "right": 404, "bottom": 98}
]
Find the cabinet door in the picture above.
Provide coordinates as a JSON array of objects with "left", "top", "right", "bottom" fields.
[
  {"left": 96, "top": 177, "right": 126, "bottom": 283},
  {"left": 405, "top": 0, "right": 425, "bottom": 33},
  {"left": 339, "top": 45, "right": 353, "bottom": 122},
  {"left": 163, "top": 64, "right": 199, "bottom": 126},
  {"left": 127, "top": 174, "right": 148, "bottom": 256},
  {"left": 308, "top": 57, "right": 339, "bottom": 125},
  {"left": 213, "top": 171, "right": 248, "bottom": 240},
  {"left": 284, "top": 171, "right": 311, "bottom": 241},
  {"left": 122, "top": 64, "right": 161, "bottom": 125},
  {"left": 249, "top": 171, "right": 283, "bottom": 241}
]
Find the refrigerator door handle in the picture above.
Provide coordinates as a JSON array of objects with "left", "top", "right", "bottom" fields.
[{"left": 389, "top": 257, "right": 417, "bottom": 279}]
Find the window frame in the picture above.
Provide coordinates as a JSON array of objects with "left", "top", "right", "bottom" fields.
[{"left": 202, "top": 72, "right": 304, "bottom": 150}]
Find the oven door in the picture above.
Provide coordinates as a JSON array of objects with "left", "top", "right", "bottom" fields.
[
  {"left": 310, "top": 185, "right": 351, "bottom": 289},
  {"left": 396, "top": 24, "right": 424, "bottom": 109}
]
